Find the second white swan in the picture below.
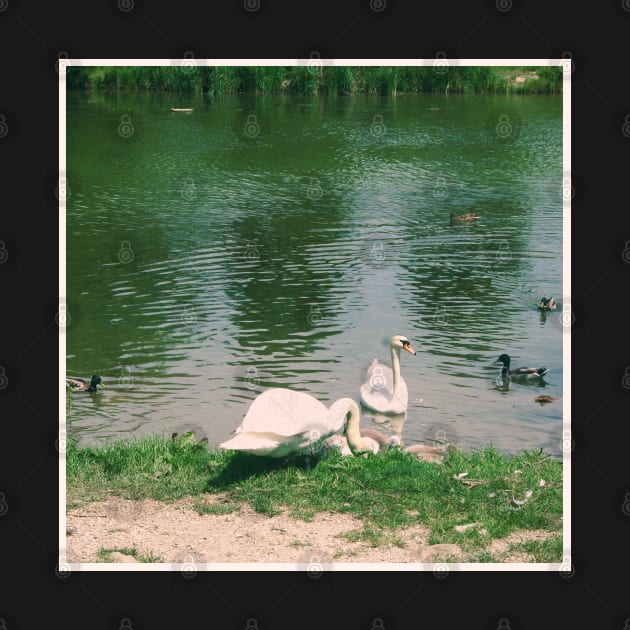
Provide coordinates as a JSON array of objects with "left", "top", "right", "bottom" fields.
[{"left": 360, "top": 334, "right": 416, "bottom": 415}]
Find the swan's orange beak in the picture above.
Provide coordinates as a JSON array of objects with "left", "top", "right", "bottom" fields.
[{"left": 403, "top": 342, "right": 416, "bottom": 355}]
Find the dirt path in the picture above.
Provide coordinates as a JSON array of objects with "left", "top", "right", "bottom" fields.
[{"left": 65, "top": 494, "right": 556, "bottom": 566}]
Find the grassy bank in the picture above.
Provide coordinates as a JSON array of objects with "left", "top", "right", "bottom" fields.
[
  {"left": 66, "top": 434, "right": 563, "bottom": 562},
  {"left": 66, "top": 65, "right": 562, "bottom": 95}
]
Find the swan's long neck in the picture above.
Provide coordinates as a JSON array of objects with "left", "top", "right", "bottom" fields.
[
  {"left": 344, "top": 402, "right": 369, "bottom": 455},
  {"left": 391, "top": 344, "right": 402, "bottom": 394}
]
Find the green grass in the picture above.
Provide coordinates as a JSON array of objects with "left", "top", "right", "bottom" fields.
[
  {"left": 67, "top": 435, "right": 563, "bottom": 560},
  {"left": 95, "top": 547, "right": 163, "bottom": 563}
]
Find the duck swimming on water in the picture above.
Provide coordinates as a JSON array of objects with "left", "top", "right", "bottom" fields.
[
  {"left": 494, "top": 354, "right": 548, "bottom": 382},
  {"left": 66, "top": 375, "right": 104, "bottom": 392},
  {"left": 450, "top": 211, "right": 480, "bottom": 224},
  {"left": 538, "top": 297, "right": 557, "bottom": 310}
]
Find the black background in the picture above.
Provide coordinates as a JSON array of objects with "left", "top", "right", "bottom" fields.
[{"left": 1, "top": 0, "right": 629, "bottom": 628}]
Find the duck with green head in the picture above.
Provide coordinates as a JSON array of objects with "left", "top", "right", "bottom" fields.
[
  {"left": 66, "top": 375, "right": 104, "bottom": 392},
  {"left": 494, "top": 355, "right": 548, "bottom": 382}
]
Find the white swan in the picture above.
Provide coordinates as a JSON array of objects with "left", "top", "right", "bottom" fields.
[
  {"left": 219, "top": 388, "right": 371, "bottom": 457},
  {"left": 323, "top": 427, "right": 401, "bottom": 457},
  {"left": 360, "top": 334, "right": 416, "bottom": 415}
]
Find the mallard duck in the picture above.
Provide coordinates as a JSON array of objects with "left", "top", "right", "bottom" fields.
[
  {"left": 534, "top": 395, "right": 561, "bottom": 404},
  {"left": 538, "top": 297, "right": 557, "bottom": 310},
  {"left": 66, "top": 375, "right": 103, "bottom": 392},
  {"left": 450, "top": 211, "right": 480, "bottom": 223},
  {"left": 494, "top": 354, "right": 548, "bottom": 381}
]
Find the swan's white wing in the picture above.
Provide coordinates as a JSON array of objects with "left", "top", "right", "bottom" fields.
[
  {"left": 365, "top": 359, "right": 395, "bottom": 391},
  {"left": 360, "top": 360, "right": 394, "bottom": 405},
  {"left": 220, "top": 430, "right": 315, "bottom": 457},
  {"left": 360, "top": 359, "right": 408, "bottom": 414},
  {"left": 237, "top": 388, "right": 328, "bottom": 436}
]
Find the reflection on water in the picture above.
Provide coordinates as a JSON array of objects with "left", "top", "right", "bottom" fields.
[{"left": 66, "top": 89, "right": 564, "bottom": 457}]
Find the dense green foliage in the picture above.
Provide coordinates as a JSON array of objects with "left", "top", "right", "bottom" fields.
[{"left": 66, "top": 65, "right": 562, "bottom": 95}]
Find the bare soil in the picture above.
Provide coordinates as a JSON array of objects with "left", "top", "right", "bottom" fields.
[{"left": 65, "top": 494, "right": 555, "bottom": 566}]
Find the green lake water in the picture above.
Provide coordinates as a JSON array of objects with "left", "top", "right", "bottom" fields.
[{"left": 65, "top": 89, "right": 565, "bottom": 457}]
